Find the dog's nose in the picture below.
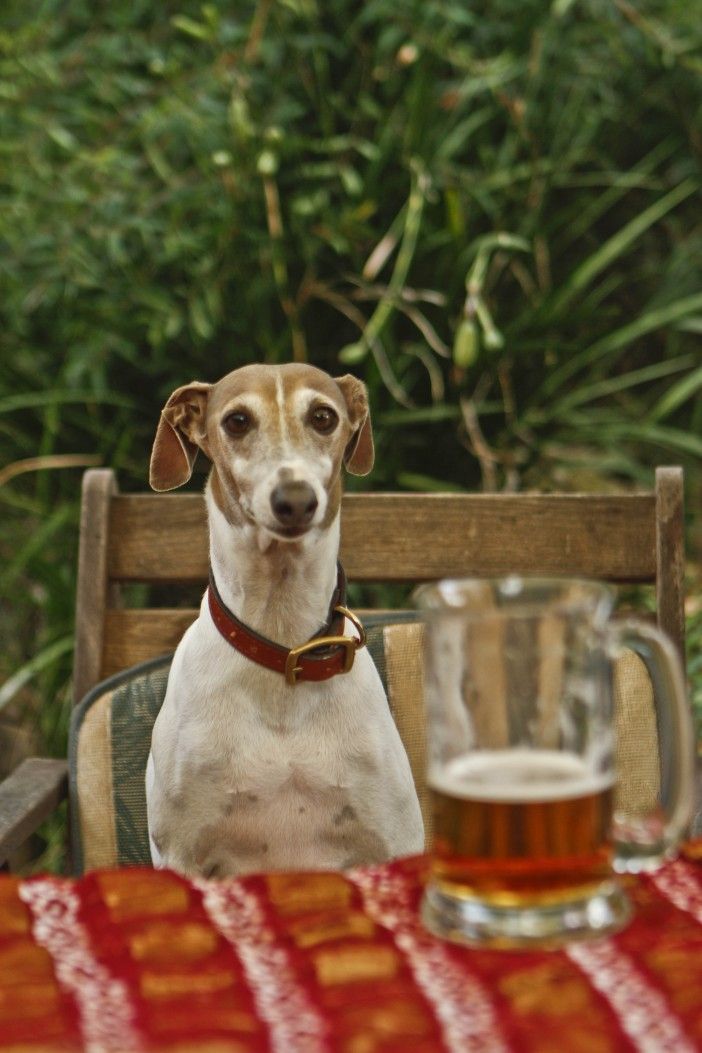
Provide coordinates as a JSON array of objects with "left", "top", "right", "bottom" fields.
[{"left": 270, "top": 481, "right": 318, "bottom": 529}]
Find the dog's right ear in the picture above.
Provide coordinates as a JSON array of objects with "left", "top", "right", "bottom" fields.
[{"left": 149, "top": 382, "right": 212, "bottom": 491}]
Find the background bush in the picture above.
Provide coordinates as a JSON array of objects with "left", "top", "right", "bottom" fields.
[{"left": 1, "top": 0, "right": 701, "bottom": 865}]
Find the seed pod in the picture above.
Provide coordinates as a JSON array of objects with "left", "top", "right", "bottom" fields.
[
  {"left": 339, "top": 341, "right": 367, "bottom": 365},
  {"left": 453, "top": 318, "right": 479, "bottom": 368},
  {"left": 484, "top": 326, "right": 505, "bottom": 351},
  {"left": 256, "top": 149, "right": 278, "bottom": 175}
]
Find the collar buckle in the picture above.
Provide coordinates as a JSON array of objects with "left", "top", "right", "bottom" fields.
[{"left": 284, "top": 606, "right": 367, "bottom": 686}]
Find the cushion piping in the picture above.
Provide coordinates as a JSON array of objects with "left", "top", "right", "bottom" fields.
[{"left": 69, "top": 653, "right": 174, "bottom": 875}]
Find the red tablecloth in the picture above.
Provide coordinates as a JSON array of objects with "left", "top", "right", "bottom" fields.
[{"left": 3, "top": 845, "right": 702, "bottom": 1052}]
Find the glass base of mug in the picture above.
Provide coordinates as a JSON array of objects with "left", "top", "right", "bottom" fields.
[{"left": 421, "top": 880, "right": 632, "bottom": 950}]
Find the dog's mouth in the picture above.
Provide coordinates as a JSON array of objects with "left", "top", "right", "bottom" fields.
[
  {"left": 267, "top": 524, "right": 313, "bottom": 541},
  {"left": 240, "top": 504, "right": 311, "bottom": 541}
]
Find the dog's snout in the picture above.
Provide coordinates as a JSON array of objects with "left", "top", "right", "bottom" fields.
[{"left": 270, "top": 480, "right": 318, "bottom": 529}]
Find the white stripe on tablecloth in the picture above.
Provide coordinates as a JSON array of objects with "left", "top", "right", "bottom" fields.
[
  {"left": 19, "top": 877, "right": 142, "bottom": 1053},
  {"left": 349, "top": 867, "right": 508, "bottom": 1053},
  {"left": 650, "top": 858, "right": 702, "bottom": 926},
  {"left": 567, "top": 938, "right": 695, "bottom": 1053},
  {"left": 195, "top": 877, "right": 328, "bottom": 1053}
]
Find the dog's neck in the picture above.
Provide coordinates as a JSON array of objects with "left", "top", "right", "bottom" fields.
[{"left": 205, "top": 477, "right": 341, "bottom": 648}]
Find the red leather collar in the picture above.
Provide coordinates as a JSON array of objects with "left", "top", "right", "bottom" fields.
[{"left": 207, "top": 564, "right": 367, "bottom": 686}]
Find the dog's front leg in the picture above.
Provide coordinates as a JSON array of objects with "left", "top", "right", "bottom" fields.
[{"left": 145, "top": 750, "right": 214, "bottom": 877}]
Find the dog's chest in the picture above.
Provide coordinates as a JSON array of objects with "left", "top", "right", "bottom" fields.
[
  {"left": 172, "top": 693, "right": 386, "bottom": 870},
  {"left": 194, "top": 733, "right": 376, "bottom": 871},
  {"left": 218, "top": 751, "right": 351, "bottom": 831},
  {"left": 219, "top": 697, "right": 361, "bottom": 790}
]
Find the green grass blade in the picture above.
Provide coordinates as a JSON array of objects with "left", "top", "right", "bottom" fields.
[
  {"left": 540, "top": 356, "right": 695, "bottom": 418},
  {"left": 0, "top": 505, "right": 73, "bottom": 588},
  {"left": 546, "top": 179, "right": 699, "bottom": 319},
  {"left": 397, "top": 472, "right": 465, "bottom": 493},
  {"left": 379, "top": 405, "right": 461, "bottom": 426},
  {"left": 541, "top": 292, "right": 702, "bottom": 397},
  {"left": 647, "top": 365, "right": 702, "bottom": 423},
  {"left": 552, "top": 419, "right": 702, "bottom": 459},
  {"left": 554, "top": 137, "right": 679, "bottom": 246},
  {"left": 0, "top": 636, "right": 74, "bottom": 713},
  {"left": 0, "top": 392, "right": 136, "bottom": 413}
]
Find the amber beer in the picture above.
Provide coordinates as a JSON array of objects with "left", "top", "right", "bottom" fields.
[{"left": 429, "top": 750, "right": 615, "bottom": 905}]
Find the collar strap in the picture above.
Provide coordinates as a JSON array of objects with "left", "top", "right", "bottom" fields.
[{"left": 207, "top": 564, "right": 367, "bottom": 686}]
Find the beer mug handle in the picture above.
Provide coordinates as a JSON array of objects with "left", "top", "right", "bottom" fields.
[{"left": 608, "top": 619, "right": 696, "bottom": 873}]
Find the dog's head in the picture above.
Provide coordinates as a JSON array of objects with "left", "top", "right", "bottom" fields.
[{"left": 149, "top": 364, "right": 373, "bottom": 540}]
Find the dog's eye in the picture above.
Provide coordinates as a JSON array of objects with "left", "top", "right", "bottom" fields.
[
  {"left": 223, "top": 411, "right": 251, "bottom": 436},
  {"left": 310, "top": 406, "right": 338, "bottom": 434}
]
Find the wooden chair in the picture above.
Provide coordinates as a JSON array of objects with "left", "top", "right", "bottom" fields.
[{"left": 0, "top": 465, "right": 691, "bottom": 869}]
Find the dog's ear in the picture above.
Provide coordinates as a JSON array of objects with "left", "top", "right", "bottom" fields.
[
  {"left": 149, "top": 382, "right": 212, "bottom": 491},
  {"left": 335, "top": 374, "right": 374, "bottom": 476}
]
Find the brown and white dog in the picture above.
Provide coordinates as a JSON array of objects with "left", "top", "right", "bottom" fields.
[{"left": 145, "top": 363, "right": 424, "bottom": 877}]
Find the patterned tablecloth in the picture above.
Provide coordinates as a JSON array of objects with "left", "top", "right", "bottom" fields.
[{"left": 3, "top": 846, "right": 702, "bottom": 1053}]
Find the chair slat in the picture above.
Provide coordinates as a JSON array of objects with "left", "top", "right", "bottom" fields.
[
  {"left": 102, "top": 610, "right": 198, "bottom": 679},
  {"left": 74, "top": 470, "right": 117, "bottom": 704},
  {"left": 655, "top": 466, "right": 686, "bottom": 666},
  {"left": 108, "top": 492, "right": 657, "bottom": 584},
  {"left": 340, "top": 493, "right": 656, "bottom": 582}
]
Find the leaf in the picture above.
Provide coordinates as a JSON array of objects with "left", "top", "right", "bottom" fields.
[
  {"left": 0, "top": 637, "right": 74, "bottom": 713},
  {"left": 170, "top": 15, "right": 212, "bottom": 41},
  {"left": 547, "top": 180, "right": 699, "bottom": 318},
  {"left": 554, "top": 418, "right": 702, "bottom": 459},
  {"left": 542, "top": 356, "right": 695, "bottom": 417},
  {"left": 46, "top": 125, "right": 77, "bottom": 151},
  {"left": 397, "top": 472, "right": 465, "bottom": 493},
  {"left": 188, "top": 297, "right": 213, "bottom": 340},
  {"left": 465, "top": 232, "right": 531, "bottom": 263},
  {"left": 379, "top": 405, "right": 460, "bottom": 425},
  {"left": 0, "top": 505, "right": 73, "bottom": 588},
  {"left": 541, "top": 292, "right": 702, "bottom": 397},
  {"left": 0, "top": 454, "right": 101, "bottom": 487},
  {"left": 0, "top": 392, "right": 135, "bottom": 413},
  {"left": 648, "top": 365, "right": 702, "bottom": 423}
]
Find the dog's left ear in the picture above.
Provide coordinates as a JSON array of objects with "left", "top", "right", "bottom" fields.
[
  {"left": 149, "top": 382, "right": 212, "bottom": 491},
  {"left": 335, "top": 374, "right": 374, "bottom": 476}
]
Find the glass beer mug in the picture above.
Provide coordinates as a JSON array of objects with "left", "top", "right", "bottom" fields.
[{"left": 416, "top": 577, "right": 695, "bottom": 948}]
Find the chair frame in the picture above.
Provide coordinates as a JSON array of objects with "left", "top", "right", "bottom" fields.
[{"left": 0, "top": 465, "right": 689, "bottom": 867}]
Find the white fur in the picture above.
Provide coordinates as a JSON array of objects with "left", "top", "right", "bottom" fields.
[{"left": 145, "top": 366, "right": 424, "bottom": 878}]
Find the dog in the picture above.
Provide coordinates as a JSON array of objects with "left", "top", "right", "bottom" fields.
[{"left": 145, "top": 363, "right": 424, "bottom": 878}]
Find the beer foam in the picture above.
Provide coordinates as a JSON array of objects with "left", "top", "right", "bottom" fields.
[{"left": 429, "top": 749, "right": 614, "bottom": 803}]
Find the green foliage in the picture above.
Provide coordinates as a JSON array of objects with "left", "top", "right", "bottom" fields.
[
  {"left": 2, "top": 0, "right": 702, "bottom": 481},
  {"left": 1, "top": 0, "right": 701, "bottom": 816}
]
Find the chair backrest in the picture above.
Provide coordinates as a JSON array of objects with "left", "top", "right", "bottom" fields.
[{"left": 73, "top": 466, "right": 686, "bottom": 706}]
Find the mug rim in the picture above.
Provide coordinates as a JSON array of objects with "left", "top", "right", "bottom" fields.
[{"left": 413, "top": 575, "right": 615, "bottom": 621}]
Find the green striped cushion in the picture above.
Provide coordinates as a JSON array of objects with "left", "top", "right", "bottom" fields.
[{"left": 68, "top": 617, "right": 424, "bottom": 874}]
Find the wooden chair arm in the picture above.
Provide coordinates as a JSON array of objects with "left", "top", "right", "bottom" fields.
[{"left": 0, "top": 758, "right": 68, "bottom": 866}]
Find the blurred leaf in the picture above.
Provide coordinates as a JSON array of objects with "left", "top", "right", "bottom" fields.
[
  {"left": 0, "top": 392, "right": 135, "bottom": 413},
  {"left": 1, "top": 505, "right": 72, "bottom": 588},
  {"left": 0, "top": 637, "right": 74, "bottom": 713},
  {"left": 397, "top": 471, "right": 465, "bottom": 492},
  {"left": 547, "top": 180, "right": 698, "bottom": 319},
  {"left": 539, "top": 356, "right": 696, "bottom": 418},
  {"left": 648, "top": 366, "right": 702, "bottom": 423},
  {"left": 541, "top": 293, "right": 702, "bottom": 396},
  {"left": 2, "top": 0, "right": 702, "bottom": 835}
]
